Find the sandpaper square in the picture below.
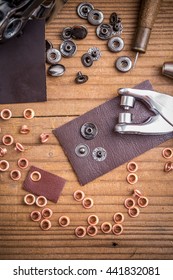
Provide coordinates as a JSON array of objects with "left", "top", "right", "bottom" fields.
[
  {"left": 53, "top": 80, "right": 173, "bottom": 185},
  {"left": 23, "top": 166, "right": 66, "bottom": 203}
]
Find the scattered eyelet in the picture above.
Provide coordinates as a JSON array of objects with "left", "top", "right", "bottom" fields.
[
  {"left": 42, "top": 208, "right": 53, "bottom": 219},
  {"left": 2, "top": 135, "right": 14, "bottom": 146},
  {"left": 75, "top": 226, "right": 86, "bottom": 238},
  {"left": 40, "top": 133, "right": 50, "bottom": 143},
  {"left": 115, "top": 56, "right": 132, "bottom": 72},
  {"left": 113, "top": 212, "right": 124, "bottom": 224},
  {"left": 137, "top": 196, "right": 149, "bottom": 208},
  {"left": 87, "top": 225, "right": 98, "bottom": 237},
  {"left": 0, "top": 160, "right": 10, "bottom": 171},
  {"left": 30, "top": 171, "right": 41, "bottom": 182},
  {"left": 76, "top": 2, "right": 94, "bottom": 19},
  {"left": 10, "top": 169, "right": 21, "bottom": 181},
  {"left": 23, "top": 109, "right": 35, "bottom": 119},
  {"left": 124, "top": 198, "right": 135, "bottom": 209},
  {"left": 80, "top": 122, "right": 98, "bottom": 140},
  {"left": 88, "top": 47, "right": 101, "bottom": 61},
  {"left": 30, "top": 210, "right": 41, "bottom": 222},
  {"left": 108, "top": 36, "right": 124, "bottom": 52},
  {"left": 96, "top": 23, "right": 113, "bottom": 40},
  {"left": 0, "top": 147, "right": 7, "bottom": 157},
  {"left": 60, "top": 40, "right": 77, "bottom": 57},
  {"left": 112, "top": 224, "right": 123, "bottom": 235},
  {"left": 127, "top": 161, "right": 138, "bottom": 172},
  {"left": 73, "top": 190, "right": 85, "bottom": 201},
  {"left": 82, "top": 197, "right": 94, "bottom": 209},
  {"left": 0, "top": 109, "right": 12, "bottom": 120},
  {"left": 75, "top": 143, "right": 90, "bottom": 157},
  {"left": 87, "top": 215, "right": 99, "bottom": 225},
  {"left": 101, "top": 222, "right": 112, "bottom": 234},
  {"left": 46, "top": 48, "right": 62, "bottom": 64},
  {"left": 36, "top": 196, "right": 47, "bottom": 208},
  {"left": 19, "top": 125, "right": 30, "bottom": 134},
  {"left": 126, "top": 173, "right": 138, "bottom": 184},
  {"left": 17, "top": 158, "right": 29, "bottom": 169},
  {"left": 88, "top": 9, "right": 104, "bottom": 26},
  {"left": 24, "top": 194, "right": 36, "bottom": 205},
  {"left": 133, "top": 189, "right": 142, "bottom": 197},
  {"left": 75, "top": 71, "right": 88, "bottom": 84},
  {"left": 15, "top": 142, "right": 25, "bottom": 152},
  {"left": 128, "top": 207, "right": 140, "bottom": 218},
  {"left": 164, "top": 162, "right": 173, "bottom": 172},
  {"left": 81, "top": 53, "right": 93, "bottom": 67},
  {"left": 92, "top": 147, "right": 107, "bottom": 161},
  {"left": 40, "top": 219, "right": 51, "bottom": 230},
  {"left": 162, "top": 148, "right": 173, "bottom": 159},
  {"left": 61, "top": 26, "right": 72, "bottom": 40},
  {"left": 58, "top": 216, "right": 70, "bottom": 227}
]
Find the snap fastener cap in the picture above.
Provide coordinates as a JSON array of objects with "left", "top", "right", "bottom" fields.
[{"left": 80, "top": 122, "right": 98, "bottom": 140}]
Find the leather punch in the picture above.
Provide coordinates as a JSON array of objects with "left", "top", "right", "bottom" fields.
[{"left": 115, "top": 88, "right": 173, "bottom": 135}]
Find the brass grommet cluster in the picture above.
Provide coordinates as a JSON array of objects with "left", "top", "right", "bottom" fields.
[
  {"left": 73, "top": 190, "right": 94, "bottom": 209},
  {"left": 126, "top": 161, "right": 138, "bottom": 185}
]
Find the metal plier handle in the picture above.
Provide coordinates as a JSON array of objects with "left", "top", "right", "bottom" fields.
[{"left": 115, "top": 88, "right": 173, "bottom": 135}]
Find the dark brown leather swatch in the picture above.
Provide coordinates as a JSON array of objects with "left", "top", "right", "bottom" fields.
[
  {"left": 53, "top": 80, "right": 173, "bottom": 185},
  {"left": 23, "top": 166, "right": 66, "bottom": 203},
  {"left": 0, "top": 20, "right": 46, "bottom": 104}
]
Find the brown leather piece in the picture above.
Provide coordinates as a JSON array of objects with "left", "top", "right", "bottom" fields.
[
  {"left": 23, "top": 166, "right": 66, "bottom": 203},
  {"left": 0, "top": 20, "right": 46, "bottom": 104},
  {"left": 53, "top": 80, "right": 173, "bottom": 186}
]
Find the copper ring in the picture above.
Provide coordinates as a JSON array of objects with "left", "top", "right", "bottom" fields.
[
  {"left": 2, "top": 134, "right": 14, "bottom": 146},
  {"left": 41, "top": 208, "right": 53, "bottom": 219},
  {"left": 0, "top": 109, "right": 12, "bottom": 120},
  {"left": 17, "top": 158, "right": 29, "bottom": 169},
  {"left": 0, "top": 160, "right": 10, "bottom": 171},
  {"left": 75, "top": 226, "right": 86, "bottom": 238},
  {"left": 133, "top": 189, "right": 142, "bottom": 197},
  {"left": 128, "top": 206, "right": 140, "bottom": 218},
  {"left": 30, "top": 171, "right": 41, "bottom": 182},
  {"left": 40, "top": 219, "right": 51, "bottom": 230},
  {"left": 0, "top": 147, "right": 7, "bottom": 157},
  {"left": 58, "top": 216, "right": 70, "bottom": 227},
  {"left": 164, "top": 162, "right": 173, "bottom": 172},
  {"left": 23, "top": 108, "right": 35, "bottom": 119},
  {"left": 10, "top": 170, "right": 21, "bottom": 181},
  {"left": 112, "top": 224, "right": 123, "bottom": 235},
  {"left": 73, "top": 190, "right": 85, "bottom": 201},
  {"left": 36, "top": 196, "right": 47, "bottom": 207},
  {"left": 126, "top": 173, "right": 138, "bottom": 184},
  {"left": 87, "top": 225, "right": 98, "bottom": 237},
  {"left": 100, "top": 222, "right": 112, "bottom": 234},
  {"left": 40, "top": 133, "right": 50, "bottom": 143},
  {"left": 24, "top": 194, "right": 36, "bottom": 205},
  {"left": 137, "top": 196, "right": 149, "bottom": 208},
  {"left": 127, "top": 161, "right": 138, "bottom": 172},
  {"left": 113, "top": 212, "right": 124, "bottom": 224},
  {"left": 87, "top": 215, "right": 99, "bottom": 225},
  {"left": 82, "top": 197, "right": 94, "bottom": 209},
  {"left": 15, "top": 142, "right": 25, "bottom": 152},
  {"left": 162, "top": 148, "right": 173, "bottom": 159},
  {"left": 124, "top": 197, "right": 135, "bottom": 209},
  {"left": 30, "top": 210, "right": 41, "bottom": 222},
  {"left": 20, "top": 125, "right": 30, "bottom": 134}
]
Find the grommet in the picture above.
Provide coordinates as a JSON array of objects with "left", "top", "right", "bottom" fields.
[
  {"left": 120, "top": 96, "right": 135, "bottom": 110},
  {"left": 137, "top": 196, "right": 149, "bottom": 208},
  {"left": 92, "top": 147, "right": 107, "bottom": 162},
  {"left": 112, "top": 224, "right": 123, "bottom": 235},
  {"left": 36, "top": 196, "right": 47, "bottom": 208},
  {"left": 60, "top": 40, "right": 77, "bottom": 57},
  {"left": 80, "top": 122, "right": 98, "bottom": 140},
  {"left": 30, "top": 171, "right": 41, "bottom": 182},
  {"left": 81, "top": 53, "right": 93, "bottom": 67},
  {"left": 0, "top": 147, "right": 7, "bottom": 157},
  {"left": 71, "top": 25, "right": 88, "bottom": 40},
  {"left": 2, "top": 135, "right": 14, "bottom": 146},
  {"left": 46, "top": 48, "right": 62, "bottom": 64},
  {"left": 118, "top": 112, "right": 132, "bottom": 124},
  {"left": 113, "top": 212, "right": 124, "bottom": 224},
  {"left": 58, "top": 216, "right": 70, "bottom": 227},
  {"left": 87, "top": 215, "right": 99, "bottom": 225},
  {"left": 61, "top": 27, "right": 72, "bottom": 40},
  {"left": 45, "top": 39, "right": 53, "bottom": 52},
  {"left": 133, "top": 189, "right": 142, "bottom": 198},
  {"left": 48, "top": 64, "right": 66, "bottom": 77},
  {"left": 10, "top": 170, "right": 21, "bottom": 181},
  {"left": 75, "top": 72, "right": 88, "bottom": 84},
  {"left": 88, "top": 9, "right": 104, "bottom": 26},
  {"left": 14, "top": 142, "right": 25, "bottom": 152},
  {"left": 17, "top": 158, "right": 29, "bottom": 169},
  {"left": 73, "top": 190, "right": 85, "bottom": 201},
  {"left": 0, "top": 160, "right": 10, "bottom": 171},
  {"left": 128, "top": 206, "right": 140, "bottom": 218},
  {"left": 127, "top": 162, "right": 138, "bottom": 172},
  {"left": 40, "top": 219, "right": 51, "bottom": 231},
  {"left": 164, "top": 162, "right": 173, "bottom": 172},
  {"left": 0, "top": 109, "right": 12, "bottom": 120},
  {"left": 42, "top": 208, "right": 53, "bottom": 219},
  {"left": 126, "top": 173, "right": 138, "bottom": 185},
  {"left": 109, "top": 12, "right": 118, "bottom": 25},
  {"left": 19, "top": 125, "right": 30, "bottom": 134},
  {"left": 108, "top": 36, "right": 124, "bottom": 52},
  {"left": 87, "top": 225, "right": 98, "bottom": 237},
  {"left": 23, "top": 108, "right": 35, "bottom": 119},
  {"left": 82, "top": 197, "right": 94, "bottom": 209},
  {"left": 75, "top": 226, "right": 86, "bottom": 238},
  {"left": 88, "top": 47, "right": 101, "bottom": 61},
  {"left": 76, "top": 2, "right": 94, "bottom": 19},
  {"left": 40, "top": 133, "right": 50, "bottom": 143},
  {"left": 24, "top": 194, "right": 36, "bottom": 205},
  {"left": 100, "top": 222, "right": 112, "bottom": 234},
  {"left": 115, "top": 56, "right": 132, "bottom": 72},
  {"left": 75, "top": 143, "right": 90, "bottom": 157},
  {"left": 124, "top": 198, "right": 135, "bottom": 209},
  {"left": 96, "top": 23, "right": 113, "bottom": 40},
  {"left": 162, "top": 148, "right": 173, "bottom": 159},
  {"left": 30, "top": 210, "right": 41, "bottom": 222}
]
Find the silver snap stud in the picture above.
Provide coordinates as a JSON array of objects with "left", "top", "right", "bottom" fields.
[
  {"left": 75, "top": 144, "right": 90, "bottom": 157},
  {"left": 88, "top": 47, "right": 101, "bottom": 61}
]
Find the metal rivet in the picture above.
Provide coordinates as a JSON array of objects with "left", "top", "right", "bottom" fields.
[
  {"left": 60, "top": 40, "right": 77, "bottom": 57},
  {"left": 75, "top": 144, "right": 90, "bottom": 157},
  {"left": 115, "top": 56, "right": 132, "bottom": 72},
  {"left": 92, "top": 147, "right": 107, "bottom": 161},
  {"left": 46, "top": 48, "right": 62, "bottom": 64},
  {"left": 80, "top": 123, "right": 98, "bottom": 140},
  {"left": 88, "top": 47, "right": 101, "bottom": 61},
  {"left": 76, "top": 2, "right": 94, "bottom": 19},
  {"left": 96, "top": 24, "right": 113, "bottom": 40},
  {"left": 81, "top": 53, "right": 93, "bottom": 67},
  {"left": 47, "top": 64, "right": 65, "bottom": 77},
  {"left": 108, "top": 36, "right": 124, "bottom": 52},
  {"left": 75, "top": 72, "right": 88, "bottom": 84},
  {"left": 71, "top": 25, "right": 88, "bottom": 40},
  {"left": 88, "top": 9, "right": 104, "bottom": 26}
]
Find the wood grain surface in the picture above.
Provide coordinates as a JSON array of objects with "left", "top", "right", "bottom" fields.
[{"left": 0, "top": 0, "right": 173, "bottom": 260}]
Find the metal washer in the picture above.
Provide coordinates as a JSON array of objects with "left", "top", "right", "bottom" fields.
[
  {"left": 46, "top": 48, "right": 62, "bottom": 64},
  {"left": 75, "top": 144, "right": 90, "bottom": 157},
  {"left": 88, "top": 9, "right": 104, "bottom": 26},
  {"left": 96, "top": 23, "right": 113, "bottom": 40},
  {"left": 108, "top": 36, "right": 124, "bottom": 52},
  {"left": 115, "top": 56, "right": 132, "bottom": 73},
  {"left": 76, "top": 2, "right": 94, "bottom": 19},
  {"left": 80, "top": 123, "right": 98, "bottom": 140},
  {"left": 60, "top": 40, "right": 77, "bottom": 57},
  {"left": 92, "top": 147, "right": 107, "bottom": 162}
]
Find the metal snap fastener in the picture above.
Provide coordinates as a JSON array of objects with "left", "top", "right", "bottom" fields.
[
  {"left": 88, "top": 9, "right": 104, "bottom": 26},
  {"left": 75, "top": 144, "right": 90, "bottom": 157},
  {"left": 71, "top": 25, "right": 88, "bottom": 40},
  {"left": 75, "top": 72, "right": 88, "bottom": 84},
  {"left": 81, "top": 53, "right": 93, "bottom": 67},
  {"left": 45, "top": 40, "right": 53, "bottom": 52},
  {"left": 76, "top": 2, "right": 94, "bottom": 19},
  {"left": 47, "top": 64, "right": 66, "bottom": 77},
  {"left": 61, "top": 27, "right": 72, "bottom": 40},
  {"left": 115, "top": 56, "right": 132, "bottom": 72},
  {"left": 88, "top": 47, "right": 101, "bottom": 61},
  {"left": 80, "top": 123, "right": 98, "bottom": 140},
  {"left": 60, "top": 40, "right": 77, "bottom": 57},
  {"left": 109, "top": 12, "right": 119, "bottom": 25},
  {"left": 92, "top": 147, "right": 107, "bottom": 161},
  {"left": 112, "top": 21, "right": 123, "bottom": 35},
  {"left": 96, "top": 23, "right": 113, "bottom": 40},
  {"left": 108, "top": 36, "right": 124, "bottom": 52},
  {"left": 46, "top": 48, "right": 62, "bottom": 64}
]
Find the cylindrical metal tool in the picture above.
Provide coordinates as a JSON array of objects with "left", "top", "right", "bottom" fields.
[{"left": 162, "top": 62, "right": 173, "bottom": 79}]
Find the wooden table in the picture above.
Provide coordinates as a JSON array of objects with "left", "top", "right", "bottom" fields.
[{"left": 0, "top": 0, "right": 173, "bottom": 260}]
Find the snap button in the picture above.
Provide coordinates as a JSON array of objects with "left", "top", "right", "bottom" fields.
[
  {"left": 92, "top": 147, "right": 107, "bottom": 161},
  {"left": 80, "top": 122, "right": 98, "bottom": 140},
  {"left": 75, "top": 144, "right": 90, "bottom": 157}
]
